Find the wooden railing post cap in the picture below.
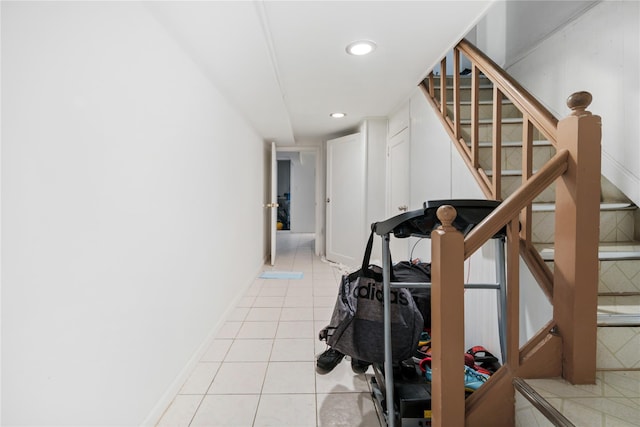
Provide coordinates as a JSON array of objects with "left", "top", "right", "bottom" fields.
[
  {"left": 436, "top": 205, "right": 457, "bottom": 231},
  {"left": 567, "top": 91, "right": 593, "bottom": 116}
]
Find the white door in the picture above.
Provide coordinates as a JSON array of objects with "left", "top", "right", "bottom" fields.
[
  {"left": 270, "top": 142, "right": 277, "bottom": 266},
  {"left": 387, "top": 128, "right": 411, "bottom": 261},
  {"left": 326, "top": 133, "right": 366, "bottom": 267}
]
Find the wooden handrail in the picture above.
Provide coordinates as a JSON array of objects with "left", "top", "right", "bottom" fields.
[
  {"left": 457, "top": 39, "right": 559, "bottom": 143},
  {"left": 464, "top": 149, "right": 569, "bottom": 257}
]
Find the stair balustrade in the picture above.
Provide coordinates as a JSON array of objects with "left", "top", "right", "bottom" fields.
[{"left": 422, "top": 39, "right": 601, "bottom": 426}]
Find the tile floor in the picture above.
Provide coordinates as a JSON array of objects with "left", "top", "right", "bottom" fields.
[
  {"left": 516, "top": 372, "right": 640, "bottom": 427},
  {"left": 155, "top": 232, "right": 640, "bottom": 426},
  {"left": 156, "top": 233, "right": 382, "bottom": 427}
]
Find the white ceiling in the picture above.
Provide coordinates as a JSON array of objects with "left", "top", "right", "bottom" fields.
[{"left": 146, "top": 1, "right": 495, "bottom": 145}]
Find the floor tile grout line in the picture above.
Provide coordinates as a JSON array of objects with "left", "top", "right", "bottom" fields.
[
  {"left": 185, "top": 393, "right": 208, "bottom": 427},
  {"left": 210, "top": 273, "right": 268, "bottom": 424},
  {"left": 186, "top": 358, "right": 224, "bottom": 427},
  {"left": 254, "top": 249, "right": 291, "bottom": 426},
  {"left": 293, "top": 233, "right": 318, "bottom": 426},
  {"left": 183, "top": 233, "right": 381, "bottom": 427}
]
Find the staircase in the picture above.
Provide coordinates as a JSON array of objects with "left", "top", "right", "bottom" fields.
[
  {"left": 523, "top": 191, "right": 640, "bottom": 425},
  {"left": 423, "top": 41, "right": 640, "bottom": 426}
]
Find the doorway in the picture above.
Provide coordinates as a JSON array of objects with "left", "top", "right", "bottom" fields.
[
  {"left": 277, "top": 160, "right": 291, "bottom": 230},
  {"left": 273, "top": 148, "right": 321, "bottom": 256}
]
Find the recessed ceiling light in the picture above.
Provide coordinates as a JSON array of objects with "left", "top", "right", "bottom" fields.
[
  {"left": 346, "top": 40, "right": 377, "bottom": 56},
  {"left": 330, "top": 112, "right": 346, "bottom": 118}
]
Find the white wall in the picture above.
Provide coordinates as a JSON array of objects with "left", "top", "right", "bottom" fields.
[
  {"left": 1, "top": 3, "right": 266, "bottom": 426},
  {"left": 362, "top": 118, "right": 388, "bottom": 263},
  {"left": 475, "top": 1, "right": 598, "bottom": 69},
  {"left": 479, "top": 1, "right": 640, "bottom": 206},
  {"left": 409, "top": 91, "right": 453, "bottom": 209},
  {"left": 473, "top": 0, "right": 507, "bottom": 67},
  {"left": 364, "top": 118, "right": 388, "bottom": 228}
]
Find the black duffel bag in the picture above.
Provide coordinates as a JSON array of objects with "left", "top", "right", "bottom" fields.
[
  {"left": 319, "top": 231, "right": 424, "bottom": 363},
  {"left": 393, "top": 260, "right": 432, "bottom": 328}
]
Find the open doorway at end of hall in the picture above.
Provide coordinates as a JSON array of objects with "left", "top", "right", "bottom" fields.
[
  {"left": 277, "top": 159, "right": 291, "bottom": 230},
  {"left": 276, "top": 151, "right": 316, "bottom": 234}
]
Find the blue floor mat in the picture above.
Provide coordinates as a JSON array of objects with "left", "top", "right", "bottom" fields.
[{"left": 259, "top": 271, "right": 304, "bottom": 279}]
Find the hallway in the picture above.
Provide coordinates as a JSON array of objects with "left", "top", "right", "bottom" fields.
[{"left": 156, "top": 233, "right": 381, "bottom": 426}]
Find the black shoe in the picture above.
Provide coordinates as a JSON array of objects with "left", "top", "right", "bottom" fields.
[
  {"left": 316, "top": 348, "right": 345, "bottom": 374},
  {"left": 351, "top": 358, "right": 371, "bottom": 374}
]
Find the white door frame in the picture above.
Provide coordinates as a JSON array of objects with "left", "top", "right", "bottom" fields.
[{"left": 276, "top": 145, "right": 323, "bottom": 256}]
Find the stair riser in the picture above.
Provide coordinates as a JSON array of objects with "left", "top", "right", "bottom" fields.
[
  {"left": 447, "top": 103, "right": 522, "bottom": 120},
  {"left": 597, "top": 326, "right": 640, "bottom": 370},
  {"left": 477, "top": 145, "right": 556, "bottom": 172},
  {"left": 498, "top": 176, "right": 556, "bottom": 203},
  {"left": 545, "top": 261, "right": 640, "bottom": 294},
  {"left": 532, "top": 209, "right": 636, "bottom": 244},
  {"left": 599, "top": 294, "right": 640, "bottom": 313},
  {"left": 461, "top": 122, "right": 545, "bottom": 143},
  {"left": 441, "top": 76, "right": 485, "bottom": 85},
  {"left": 435, "top": 86, "right": 494, "bottom": 102},
  {"left": 599, "top": 263, "right": 640, "bottom": 294}
]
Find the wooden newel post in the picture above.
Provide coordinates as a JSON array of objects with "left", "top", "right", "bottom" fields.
[
  {"left": 553, "top": 91, "right": 601, "bottom": 384},
  {"left": 431, "top": 205, "right": 465, "bottom": 427}
]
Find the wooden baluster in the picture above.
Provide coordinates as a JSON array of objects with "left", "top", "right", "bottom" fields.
[
  {"left": 492, "top": 87, "right": 503, "bottom": 200},
  {"left": 553, "top": 91, "right": 601, "bottom": 384},
  {"left": 428, "top": 73, "right": 435, "bottom": 98},
  {"left": 521, "top": 116, "right": 534, "bottom": 243},
  {"left": 471, "top": 65, "right": 480, "bottom": 168},
  {"left": 440, "top": 58, "right": 447, "bottom": 117},
  {"left": 506, "top": 217, "right": 520, "bottom": 368},
  {"left": 453, "top": 48, "right": 461, "bottom": 141},
  {"left": 431, "top": 205, "right": 465, "bottom": 427}
]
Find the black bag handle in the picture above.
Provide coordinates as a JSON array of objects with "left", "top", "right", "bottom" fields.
[
  {"left": 360, "top": 229, "right": 376, "bottom": 272},
  {"left": 345, "top": 230, "right": 376, "bottom": 282},
  {"left": 348, "top": 228, "right": 397, "bottom": 282}
]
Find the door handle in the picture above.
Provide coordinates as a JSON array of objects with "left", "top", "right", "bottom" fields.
[
  {"left": 398, "top": 205, "right": 408, "bottom": 212},
  {"left": 265, "top": 203, "right": 280, "bottom": 208}
]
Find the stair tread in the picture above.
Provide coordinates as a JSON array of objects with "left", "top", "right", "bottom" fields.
[
  {"left": 599, "top": 294, "right": 640, "bottom": 310},
  {"left": 460, "top": 117, "right": 522, "bottom": 125},
  {"left": 438, "top": 85, "right": 494, "bottom": 91},
  {"left": 532, "top": 202, "right": 636, "bottom": 212},
  {"left": 477, "top": 140, "right": 551, "bottom": 147},
  {"left": 598, "top": 313, "right": 640, "bottom": 326},
  {"left": 434, "top": 84, "right": 494, "bottom": 91},
  {"left": 484, "top": 169, "right": 529, "bottom": 176},
  {"left": 447, "top": 99, "right": 513, "bottom": 106},
  {"left": 538, "top": 241, "right": 640, "bottom": 261}
]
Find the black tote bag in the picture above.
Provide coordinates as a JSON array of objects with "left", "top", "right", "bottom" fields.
[{"left": 321, "top": 231, "right": 423, "bottom": 363}]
